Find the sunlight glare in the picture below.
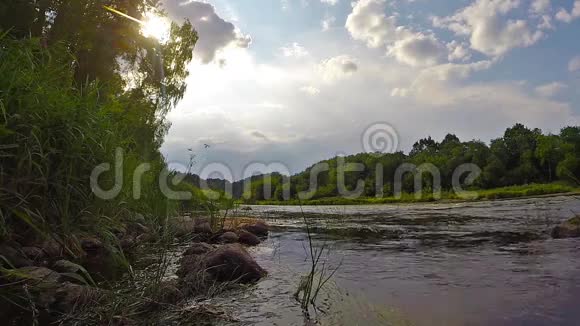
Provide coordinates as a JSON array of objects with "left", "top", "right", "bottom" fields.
[{"left": 140, "top": 12, "right": 171, "bottom": 44}]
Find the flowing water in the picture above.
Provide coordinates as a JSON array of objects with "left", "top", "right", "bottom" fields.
[{"left": 203, "top": 195, "right": 580, "bottom": 326}]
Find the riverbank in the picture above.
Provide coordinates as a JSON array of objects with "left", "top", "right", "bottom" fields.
[
  {"left": 252, "top": 183, "right": 579, "bottom": 206},
  {"left": 0, "top": 217, "right": 271, "bottom": 325}
]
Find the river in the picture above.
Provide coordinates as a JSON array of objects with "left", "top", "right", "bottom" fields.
[{"left": 207, "top": 195, "right": 580, "bottom": 325}]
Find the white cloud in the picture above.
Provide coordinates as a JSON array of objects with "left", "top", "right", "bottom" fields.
[
  {"left": 569, "top": 56, "right": 580, "bottom": 72},
  {"left": 280, "top": 42, "right": 309, "bottom": 57},
  {"left": 447, "top": 41, "right": 472, "bottom": 62},
  {"left": 322, "top": 15, "right": 336, "bottom": 31},
  {"left": 318, "top": 55, "right": 359, "bottom": 82},
  {"left": 433, "top": 0, "right": 543, "bottom": 57},
  {"left": 555, "top": 1, "right": 580, "bottom": 22},
  {"left": 300, "top": 86, "right": 321, "bottom": 95},
  {"left": 345, "top": 0, "right": 408, "bottom": 48},
  {"left": 388, "top": 33, "right": 447, "bottom": 67},
  {"left": 346, "top": 0, "right": 447, "bottom": 67},
  {"left": 531, "top": 0, "right": 550, "bottom": 14},
  {"left": 162, "top": 0, "right": 251, "bottom": 63},
  {"left": 159, "top": 0, "right": 580, "bottom": 178},
  {"left": 321, "top": 0, "right": 339, "bottom": 5},
  {"left": 535, "top": 82, "right": 568, "bottom": 97}
]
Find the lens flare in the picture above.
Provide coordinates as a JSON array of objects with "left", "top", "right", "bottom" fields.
[{"left": 140, "top": 12, "right": 171, "bottom": 44}]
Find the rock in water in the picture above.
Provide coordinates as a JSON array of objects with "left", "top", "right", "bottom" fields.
[
  {"left": 552, "top": 216, "right": 580, "bottom": 239},
  {"left": 241, "top": 221, "right": 269, "bottom": 237},
  {"left": 203, "top": 244, "right": 266, "bottom": 283},
  {"left": 178, "top": 243, "right": 266, "bottom": 287},
  {"left": 237, "top": 230, "right": 261, "bottom": 246}
]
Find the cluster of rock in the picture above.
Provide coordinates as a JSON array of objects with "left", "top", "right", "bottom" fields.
[
  {"left": 173, "top": 219, "right": 270, "bottom": 296},
  {"left": 0, "top": 217, "right": 154, "bottom": 321},
  {"left": 0, "top": 216, "right": 270, "bottom": 322}
]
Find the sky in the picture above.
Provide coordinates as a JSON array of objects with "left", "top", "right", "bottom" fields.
[{"left": 159, "top": 0, "right": 580, "bottom": 180}]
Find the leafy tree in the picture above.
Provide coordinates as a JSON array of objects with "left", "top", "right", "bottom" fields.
[{"left": 535, "top": 134, "right": 564, "bottom": 181}]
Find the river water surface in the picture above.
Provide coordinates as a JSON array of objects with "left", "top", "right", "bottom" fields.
[{"left": 207, "top": 196, "right": 580, "bottom": 325}]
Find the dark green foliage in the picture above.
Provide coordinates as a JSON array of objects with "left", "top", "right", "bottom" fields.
[
  {"left": 0, "top": 1, "right": 200, "bottom": 248},
  {"left": 240, "top": 124, "right": 579, "bottom": 202}
]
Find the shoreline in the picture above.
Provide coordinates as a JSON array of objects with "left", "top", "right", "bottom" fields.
[{"left": 249, "top": 190, "right": 580, "bottom": 207}]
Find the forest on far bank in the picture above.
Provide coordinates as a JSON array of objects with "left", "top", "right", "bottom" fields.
[{"left": 182, "top": 123, "right": 580, "bottom": 202}]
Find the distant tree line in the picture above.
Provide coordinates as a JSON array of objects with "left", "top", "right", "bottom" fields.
[{"left": 185, "top": 124, "right": 580, "bottom": 202}]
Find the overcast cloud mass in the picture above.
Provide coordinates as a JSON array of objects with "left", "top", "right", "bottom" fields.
[{"left": 160, "top": 0, "right": 580, "bottom": 180}]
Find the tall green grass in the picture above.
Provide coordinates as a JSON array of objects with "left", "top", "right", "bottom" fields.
[{"left": 0, "top": 36, "right": 191, "bottom": 257}]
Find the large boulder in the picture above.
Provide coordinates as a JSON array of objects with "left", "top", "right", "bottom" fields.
[
  {"left": 203, "top": 244, "right": 266, "bottom": 283},
  {"left": 241, "top": 221, "right": 269, "bottom": 237},
  {"left": 237, "top": 230, "right": 261, "bottom": 246},
  {"left": 178, "top": 244, "right": 266, "bottom": 288},
  {"left": 552, "top": 216, "right": 580, "bottom": 239},
  {"left": 217, "top": 232, "right": 239, "bottom": 244}
]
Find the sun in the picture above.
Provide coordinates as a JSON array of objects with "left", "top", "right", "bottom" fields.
[{"left": 140, "top": 12, "right": 171, "bottom": 44}]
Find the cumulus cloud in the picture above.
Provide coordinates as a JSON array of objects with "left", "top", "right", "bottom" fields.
[
  {"left": 321, "top": 0, "right": 339, "bottom": 5},
  {"left": 346, "top": 0, "right": 448, "bottom": 67},
  {"left": 555, "top": 1, "right": 580, "bottom": 23},
  {"left": 433, "top": 0, "right": 543, "bottom": 57},
  {"left": 388, "top": 33, "right": 447, "bottom": 67},
  {"left": 280, "top": 42, "right": 309, "bottom": 58},
  {"left": 569, "top": 56, "right": 580, "bottom": 72},
  {"left": 162, "top": 0, "right": 251, "bottom": 63},
  {"left": 318, "top": 55, "right": 358, "bottom": 82},
  {"left": 345, "top": 0, "right": 407, "bottom": 48},
  {"left": 447, "top": 41, "right": 472, "bottom": 62},
  {"left": 535, "top": 82, "right": 568, "bottom": 97},
  {"left": 420, "top": 60, "right": 494, "bottom": 82}
]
